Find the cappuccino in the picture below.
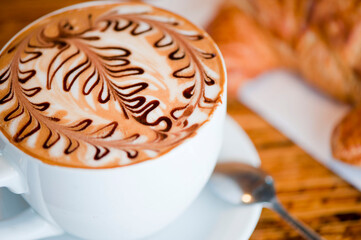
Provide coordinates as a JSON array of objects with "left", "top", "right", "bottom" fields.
[{"left": 0, "top": 2, "right": 225, "bottom": 168}]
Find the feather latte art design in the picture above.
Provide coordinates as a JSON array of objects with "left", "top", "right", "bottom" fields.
[{"left": 0, "top": 3, "right": 225, "bottom": 168}]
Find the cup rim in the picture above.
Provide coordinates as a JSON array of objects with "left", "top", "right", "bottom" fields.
[{"left": 0, "top": 0, "right": 227, "bottom": 171}]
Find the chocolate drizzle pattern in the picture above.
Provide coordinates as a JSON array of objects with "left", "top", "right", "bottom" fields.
[{"left": 0, "top": 3, "right": 225, "bottom": 168}]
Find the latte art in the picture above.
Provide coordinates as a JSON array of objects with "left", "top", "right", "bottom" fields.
[{"left": 0, "top": 2, "right": 225, "bottom": 168}]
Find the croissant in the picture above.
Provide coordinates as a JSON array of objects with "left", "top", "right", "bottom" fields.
[{"left": 208, "top": 0, "right": 361, "bottom": 166}]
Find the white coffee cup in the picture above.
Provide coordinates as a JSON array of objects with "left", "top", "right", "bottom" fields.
[{"left": 0, "top": 2, "right": 227, "bottom": 239}]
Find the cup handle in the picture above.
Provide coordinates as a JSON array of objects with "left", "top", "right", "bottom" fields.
[
  {"left": 0, "top": 154, "right": 63, "bottom": 240},
  {"left": 0, "top": 152, "right": 26, "bottom": 194}
]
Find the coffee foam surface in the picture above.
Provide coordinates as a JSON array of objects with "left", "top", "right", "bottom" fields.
[{"left": 0, "top": 2, "right": 225, "bottom": 168}]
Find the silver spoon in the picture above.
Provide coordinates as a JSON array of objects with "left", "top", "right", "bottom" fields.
[{"left": 210, "top": 162, "right": 324, "bottom": 240}]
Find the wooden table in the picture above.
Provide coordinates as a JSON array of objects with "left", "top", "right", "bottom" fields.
[{"left": 1, "top": 1, "right": 361, "bottom": 239}]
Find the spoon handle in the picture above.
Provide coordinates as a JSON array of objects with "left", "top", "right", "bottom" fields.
[{"left": 266, "top": 198, "right": 323, "bottom": 240}]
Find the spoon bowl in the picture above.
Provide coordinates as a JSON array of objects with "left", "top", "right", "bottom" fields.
[{"left": 210, "top": 162, "right": 324, "bottom": 240}]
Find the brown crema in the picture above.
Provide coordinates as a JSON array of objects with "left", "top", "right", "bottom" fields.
[{"left": 0, "top": 2, "right": 225, "bottom": 168}]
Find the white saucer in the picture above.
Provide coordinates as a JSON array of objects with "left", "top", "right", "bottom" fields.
[{"left": 0, "top": 115, "right": 261, "bottom": 240}]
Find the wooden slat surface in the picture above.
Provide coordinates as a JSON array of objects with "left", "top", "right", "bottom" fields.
[
  {"left": 228, "top": 98, "right": 361, "bottom": 240},
  {"left": 1, "top": 1, "right": 361, "bottom": 239}
]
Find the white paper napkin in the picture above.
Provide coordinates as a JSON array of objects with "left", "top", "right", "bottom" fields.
[{"left": 239, "top": 70, "right": 361, "bottom": 190}]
